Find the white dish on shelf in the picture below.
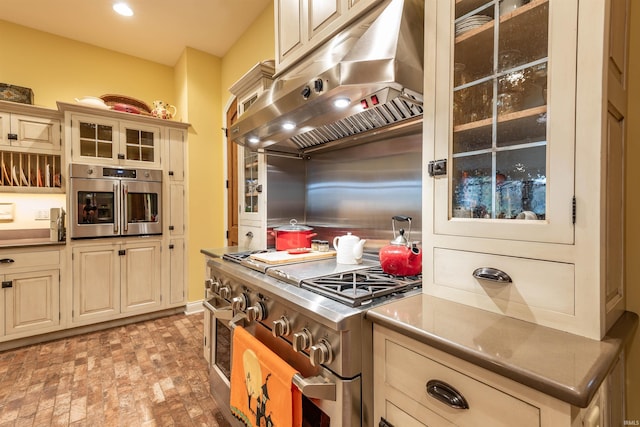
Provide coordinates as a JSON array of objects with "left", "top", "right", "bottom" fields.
[{"left": 20, "top": 169, "right": 29, "bottom": 186}]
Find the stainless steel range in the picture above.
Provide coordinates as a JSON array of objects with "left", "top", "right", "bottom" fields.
[{"left": 201, "top": 248, "right": 421, "bottom": 427}]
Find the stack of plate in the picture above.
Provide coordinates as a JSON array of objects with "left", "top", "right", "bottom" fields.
[{"left": 455, "top": 15, "right": 492, "bottom": 36}]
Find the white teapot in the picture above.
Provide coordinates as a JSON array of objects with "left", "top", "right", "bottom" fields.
[
  {"left": 333, "top": 232, "right": 366, "bottom": 264},
  {"left": 151, "top": 100, "right": 177, "bottom": 119}
]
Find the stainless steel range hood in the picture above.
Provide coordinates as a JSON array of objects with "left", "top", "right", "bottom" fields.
[{"left": 230, "top": 0, "right": 424, "bottom": 154}]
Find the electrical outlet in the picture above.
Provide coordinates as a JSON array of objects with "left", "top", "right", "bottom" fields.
[{"left": 35, "top": 209, "right": 50, "bottom": 220}]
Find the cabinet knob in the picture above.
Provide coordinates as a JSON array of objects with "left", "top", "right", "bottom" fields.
[{"left": 246, "top": 231, "right": 254, "bottom": 238}]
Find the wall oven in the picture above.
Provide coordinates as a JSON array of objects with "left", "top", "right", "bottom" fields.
[{"left": 69, "top": 163, "right": 162, "bottom": 239}]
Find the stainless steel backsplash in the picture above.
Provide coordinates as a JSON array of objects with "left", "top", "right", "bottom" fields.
[{"left": 266, "top": 124, "right": 422, "bottom": 251}]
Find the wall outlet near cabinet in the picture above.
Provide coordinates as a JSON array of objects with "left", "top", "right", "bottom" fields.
[
  {"left": 0, "top": 203, "right": 14, "bottom": 221},
  {"left": 35, "top": 209, "right": 50, "bottom": 220}
]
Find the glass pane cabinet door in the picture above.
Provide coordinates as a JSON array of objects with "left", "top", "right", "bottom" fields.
[
  {"left": 432, "top": 0, "right": 577, "bottom": 244},
  {"left": 243, "top": 150, "right": 260, "bottom": 213}
]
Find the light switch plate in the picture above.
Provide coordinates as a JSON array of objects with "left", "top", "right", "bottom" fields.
[{"left": 0, "top": 203, "right": 14, "bottom": 221}]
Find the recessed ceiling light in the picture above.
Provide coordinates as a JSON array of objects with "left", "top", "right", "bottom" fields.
[
  {"left": 333, "top": 97, "right": 351, "bottom": 108},
  {"left": 113, "top": 2, "right": 134, "bottom": 16},
  {"left": 247, "top": 136, "right": 260, "bottom": 144},
  {"left": 282, "top": 122, "right": 296, "bottom": 130}
]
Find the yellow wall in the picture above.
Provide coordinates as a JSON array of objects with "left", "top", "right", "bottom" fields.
[
  {"left": 625, "top": 2, "right": 640, "bottom": 421},
  {"left": 0, "top": 6, "right": 274, "bottom": 303},
  {"left": 0, "top": 20, "right": 174, "bottom": 108}
]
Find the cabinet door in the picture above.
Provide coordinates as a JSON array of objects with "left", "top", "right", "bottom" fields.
[
  {"left": 167, "top": 127, "right": 185, "bottom": 182},
  {"left": 70, "top": 114, "right": 120, "bottom": 165},
  {"left": 430, "top": 0, "right": 577, "bottom": 244},
  {"left": 168, "top": 238, "right": 186, "bottom": 306},
  {"left": 0, "top": 112, "right": 9, "bottom": 147},
  {"left": 3, "top": 269, "right": 60, "bottom": 336},
  {"left": 121, "top": 241, "right": 161, "bottom": 313},
  {"left": 119, "top": 121, "right": 161, "bottom": 168},
  {"left": 9, "top": 114, "right": 61, "bottom": 152},
  {"left": 276, "top": 0, "right": 304, "bottom": 65},
  {"left": 169, "top": 183, "right": 185, "bottom": 236},
  {"left": 72, "top": 244, "right": 120, "bottom": 323},
  {"left": 309, "top": 0, "right": 343, "bottom": 38}
]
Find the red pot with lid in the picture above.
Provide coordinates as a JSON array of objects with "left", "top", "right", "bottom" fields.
[
  {"left": 270, "top": 219, "right": 318, "bottom": 251},
  {"left": 379, "top": 215, "right": 422, "bottom": 276}
]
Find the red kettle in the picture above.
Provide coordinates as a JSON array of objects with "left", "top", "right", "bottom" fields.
[{"left": 379, "top": 216, "right": 422, "bottom": 276}]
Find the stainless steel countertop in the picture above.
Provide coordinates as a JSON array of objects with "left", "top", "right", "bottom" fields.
[{"left": 366, "top": 293, "right": 638, "bottom": 408}]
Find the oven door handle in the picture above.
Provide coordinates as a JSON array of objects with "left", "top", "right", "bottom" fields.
[
  {"left": 203, "top": 300, "right": 234, "bottom": 321},
  {"left": 229, "top": 315, "right": 337, "bottom": 401},
  {"left": 292, "top": 374, "right": 336, "bottom": 401}
]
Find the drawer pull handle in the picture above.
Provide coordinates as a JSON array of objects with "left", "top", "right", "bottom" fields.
[
  {"left": 472, "top": 267, "right": 512, "bottom": 283},
  {"left": 0, "top": 258, "right": 15, "bottom": 264},
  {"left": 426, "top": 379, "right": 469, "bottom": 410}
]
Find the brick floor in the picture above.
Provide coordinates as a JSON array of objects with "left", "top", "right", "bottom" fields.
[{"left": 0, "top": 313, "right": 231, "bottom": 427}]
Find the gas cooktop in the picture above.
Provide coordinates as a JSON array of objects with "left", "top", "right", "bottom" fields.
[{"left": 221, "top": 249, "right": 421, "bottom": 307}]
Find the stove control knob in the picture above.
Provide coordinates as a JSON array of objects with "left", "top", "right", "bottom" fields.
[
  {"left": 272, "top": 317, "right": 291, "bottom": 338},
  {"left": 309, "top": 339, "right": 333, "bottom": 367},
  {"left": 231, "top": 294, "right": 248, "bottom": 311},
  {"left": 246, "top": 302, "right": 267, "bottom": 323},
  {"left": 292, "top": 329, "right": 313, "bottom": 352},
  {"left": 204, "top": 278, "right": 214, "bottom": 289},
  {"left": 218, "top": 286, "right": 231, "bottom": 299}
]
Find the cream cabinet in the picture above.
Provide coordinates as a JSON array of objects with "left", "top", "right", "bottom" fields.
[
  {"left": 423, "top": 0, "right": 629, "bottom": 339},
  {"left": 1, "top": 101, "right": 63, "bottom": 191},
  {"left": 373, "top": 325, "right": 622, "bottom": 427},
  {"left": 71, "top": 239, "right": 162, "bottom": 325},
  {"left": 230, "top": 61, "right": 275, "bottom": 250},
  {"left": 66, "top": 112, "right": 161, "bottom": 168},
  {"left": 275, "top": 0, "right": 383, "bottom": 72},
  {"left": 163, "top": 126, "right": 188, "bottom": 306},
  {"left": 0, "top": 248, "right": 62, "bottom": 341}
]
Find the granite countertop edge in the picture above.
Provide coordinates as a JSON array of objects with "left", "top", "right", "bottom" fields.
[
  {"left": 366, "top": 298, "right": 638, "bottom": 408},
  {"left": 0, "top": 238, "right": 66, "bottom": 249}
]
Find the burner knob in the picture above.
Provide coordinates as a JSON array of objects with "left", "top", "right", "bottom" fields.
[
  {"left": 272, "top": 317, "right": 291, "bottom": 338},
  {"left": 218, "top": 286, "right": 231, "bottom": 299},
  {"left": 204, "top": 278, "right": 214, "bottom": 289},
  {"left": 246, "top": 302, "right": 267, "bottom": 322},
  {"left": 231, "top": 294, "right": 248, "bottom": 311},
  {"left": 309, "top": 339, "right": 333, "bottom": 367},
  {"left": 292, "top": 329, "right": 313, "bottom": 352}
]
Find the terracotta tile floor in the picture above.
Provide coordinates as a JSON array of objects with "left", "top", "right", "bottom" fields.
[{"left": 0, "top": 313, "right": 232, "bottom": 427}]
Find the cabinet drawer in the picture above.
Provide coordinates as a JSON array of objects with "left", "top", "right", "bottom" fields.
[
  {"left": 0, "top": 250, "right": 60, "bottom": 270},
  {"left": 433, "top": 248, "right": 574, "bottom": 316},
  {"left": 384, "top": 339, "right": 540, "bottom": 427}
]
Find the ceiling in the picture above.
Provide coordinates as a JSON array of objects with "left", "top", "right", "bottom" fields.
[{"left": 1, "top": 0, "right": 272, "bottom": 66}]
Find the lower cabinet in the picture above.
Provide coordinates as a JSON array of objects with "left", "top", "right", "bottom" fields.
[
  {"left": 0, "top": 248, "right": 62, "bottom": 341},
  {"left": 72, "top": 239, "right": 162, "bottom": 325},
  {"left": 167, "top": 238, "right": 186, "bottom": 306},
  {"left": 373, "top": 325, "right": 619, "bottom": 427}
]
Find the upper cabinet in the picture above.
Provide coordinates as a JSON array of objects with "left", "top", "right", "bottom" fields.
[
  {"left": 423, "top": 0, "right": 629, "bottom": 339},
  {"left": 275, "top": 0, "right": 383, "bottom": 73},
  {"left": 67, "top": 112, "right": 161, "bottom": 168},
  {"left": 0, "top": 100, "right": 63, "bottom": 192}
]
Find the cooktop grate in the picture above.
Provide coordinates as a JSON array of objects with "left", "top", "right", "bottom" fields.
[{"left": 300, "top": 266, "right": 422, "bottom": 307}]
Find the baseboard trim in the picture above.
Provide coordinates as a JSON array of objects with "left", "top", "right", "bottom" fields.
[
  {"left": 185, "top": 300, "right": 204, "bottom": 315},
  {"left": 0, "top": 307, "right": 185, "bottom": 352}
]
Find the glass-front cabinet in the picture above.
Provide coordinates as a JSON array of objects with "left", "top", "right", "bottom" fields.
[
  {"left": 429, "top": 0, "right": 577, "bottom": 244},
  {"left": 70, "top": 114, "right": 161, "bottom": 168},
  {"left": 242, "top": 149, "right": 261, "bottom": 214}
]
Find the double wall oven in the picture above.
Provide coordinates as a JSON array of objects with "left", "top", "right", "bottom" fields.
[
  {"left": 68, "top": 163, "right": 162, "bottom": 239},
  {"left": 203, "top": 249, "right": 421, "bottom": 427}
]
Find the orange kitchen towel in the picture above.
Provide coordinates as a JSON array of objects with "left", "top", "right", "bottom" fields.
[{"left": 230, "top": 326, "right": 302, "bottom": 427}]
